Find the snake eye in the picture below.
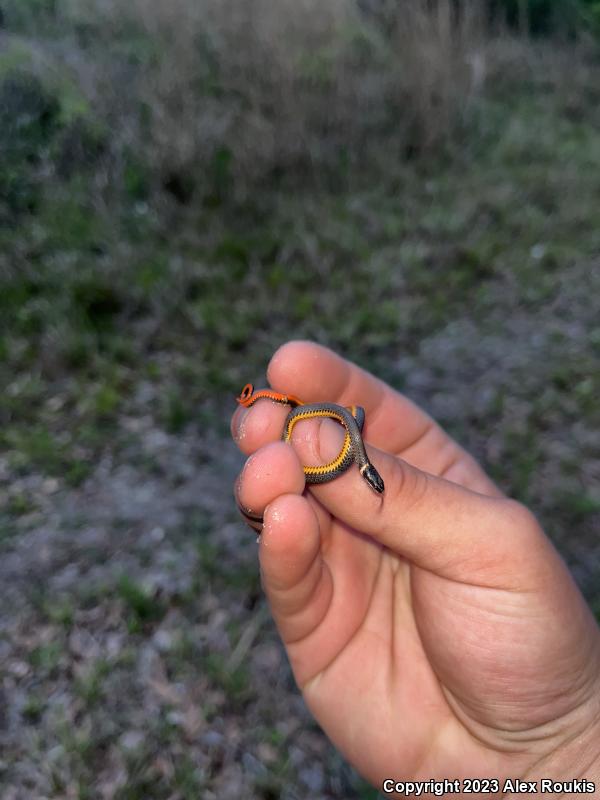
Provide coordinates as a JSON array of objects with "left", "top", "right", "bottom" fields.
[{"left": 237, "top": 383, "right": 254, "bottom": 405}]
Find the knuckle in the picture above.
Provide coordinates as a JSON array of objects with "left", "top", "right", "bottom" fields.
[{"left": 500, "top": 498, "right": 542, "bottom": 539}]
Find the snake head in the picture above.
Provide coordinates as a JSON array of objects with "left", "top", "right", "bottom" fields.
[{"left": 361, "top": 464, "right": 385, "bottom": 494}]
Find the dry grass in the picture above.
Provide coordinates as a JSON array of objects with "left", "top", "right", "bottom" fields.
[
  {"left": 369, "top": 1, "right": 488, "bottom": 146},
  {"left": 47, "top": 0, "right": 493, "bottom": 196}
]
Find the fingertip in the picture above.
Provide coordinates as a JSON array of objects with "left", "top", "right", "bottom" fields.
[
  {"left": 233, "top": 400, "right": 290, "bottom": 456},
  {"left": 237, "top": 441, "right": 305, "bottom": 518},
  {"left": 267, "top": 340, "right": 325, "bottom": 388}
]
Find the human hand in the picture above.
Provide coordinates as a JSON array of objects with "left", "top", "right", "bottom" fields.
[{"left": 231, "top": 341, "right": 600, "bottom": 794}]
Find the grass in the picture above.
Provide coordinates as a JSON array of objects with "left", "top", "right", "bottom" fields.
[
  {"left": 117, "top": 576, "right": 168, "bottom": 632},
  {"left": 29, "top": 641, "right": 63, "bottom": 674},
  {"left": 1, "top": 3, "right": 599, "bottom": 798},
  {"left": 74, "top": 658, "right": 112, "bottom": 706}
]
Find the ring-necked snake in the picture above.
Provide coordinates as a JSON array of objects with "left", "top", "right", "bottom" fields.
[{"left": 235, "top": 383, "right": 384, "bottom": 531}]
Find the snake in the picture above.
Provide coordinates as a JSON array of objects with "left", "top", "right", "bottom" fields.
[{"left": 235, "top": 383, "right": 384, "bottom": 531}]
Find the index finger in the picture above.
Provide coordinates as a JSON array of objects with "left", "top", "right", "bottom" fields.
[
  {"left": 267, "top": 340, "right": 428, "bottom": 450},
  {"left": 267, "top": 341, "right": 500, "bottom": 494}
]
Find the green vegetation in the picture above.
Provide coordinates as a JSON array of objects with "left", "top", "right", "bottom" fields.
[
  {"left": 490, "top": 0, "right": 600, "bottom": 34},
  {"left": 74, "top": 658, "right": 112, "bottom": 706},
  {"left": 1, "top": 2, "right": 599, "bottom": 798},
  {"left": 117, "top": 576, "right": 167, "bottom": 631},
  {"left": 29, "top": 641, "right": 63, "bottom": 674}
]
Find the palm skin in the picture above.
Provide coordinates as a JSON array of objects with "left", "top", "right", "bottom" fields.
[{"left": 231, "top": 341, "right": 600, "bottom": 793}]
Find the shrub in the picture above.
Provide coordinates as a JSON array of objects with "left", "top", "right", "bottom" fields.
[
  {"left": 57, "top": 0, "right": 488, "bottom": 201},
  {"left": 0, "top": 72, "right": 60, "bottom": 215},
  {"left": 487, "top": 0, "right": 597, "bottom": 34}
]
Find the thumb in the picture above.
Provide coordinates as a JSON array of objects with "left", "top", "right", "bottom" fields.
[{"left": 291, "top": 419, "right": 553, "bottom": 589}]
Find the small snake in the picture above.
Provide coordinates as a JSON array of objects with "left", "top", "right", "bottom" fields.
[{"left": 235, "top": 383, "right": 384, "bottom": 531}]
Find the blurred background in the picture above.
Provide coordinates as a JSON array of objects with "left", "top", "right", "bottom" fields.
[{"left": 1, "top": 1, "right": 599, "bottom": 797}]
